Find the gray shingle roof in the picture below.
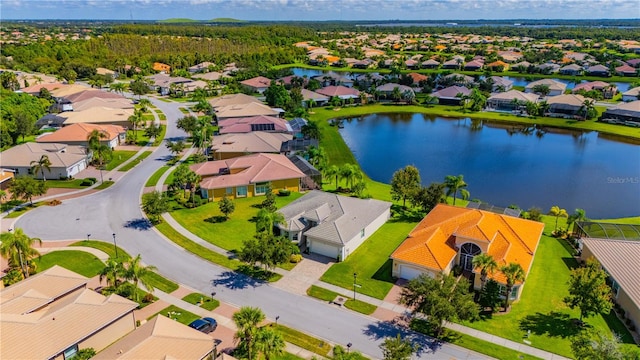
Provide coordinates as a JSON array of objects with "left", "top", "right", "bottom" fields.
[{"left": 278, "top": 190, "right": 391, "bottom": 245}]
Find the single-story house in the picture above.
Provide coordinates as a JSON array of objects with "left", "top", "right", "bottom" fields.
[
  {"left": 277, "top": 75, "right": 308, "bottom": 88},
  {"left": 511, "top": 61, "right": 532, "bottom": 71},
  {"left": 546, "top": 94, "right": 593, "bottom": 118},
  {"left": 49, "top": 84, "right": 89, "bottom": 99},
  {"left": 622, "top": 87, "right": 640, "bottom": 102},
  {"left": 406, "top": 72, "right": 428, "bottom": 85},
  {"left": 599, "top": 100, "right": 640, "bottom": 125},
  {"left": 442, "top": 58, "right": 464, "bottom": 69},
  {"left": 191, "top": 153, "right": 305, "bottom": 201},
  {"left": 421, "top": 59, "right": 440, "bottom": 69},
  {"left": 145, "top": 74, "right": 192, "bottom": 96},
  {"left": 188, "top": 61, "right": 216, "bottom": 73},
  {"left": 486, "top": 90, "right": 539, "bottom": 112},
  {"left": 301, "top": 89, "right": 329, "bottom": 107},
  {"left": 486, "top": 60, "right": 509, "bottom": 72},
  {"left": 354, "top": 73, "right": 385, "bottom": 89},
  {"left": 36, "top": 123, "right": 126, "bottom": 148},
  {"left": 580, "top": 238, "right": 640, "bottom": 332},
  {"left": 390, "top": 204, "right": 544, "bottom": 301},
  {"left": 626, "top": 59, "right": 640, "bottom": 68},
  {"left": 525, "top": 78, "right": 567, "bottom": 96},
  {"left": 218, "top": 115, "right": 292, "bottom": 134},
  {"left": 215, "top": 102, "right": 281, "bottom": 121},
  {"left": 432, "top": 86, "right": 471, "bottom": 105},
  {"left": 35, "top": 113, "right": 67, "bottom": 130},
  {"left": 277, "top": 190, "right": 391, "bottom": 260},
  {"left": 439, "top": 73, "right": 474, "bottom": 87},
  {"left": 240, "top": 76, "right": 272, "bottom": 94},
  {"left": 64, "top": 89, "right": 127, "bottom": 105},
  {"left": 312, "top": 73, "right": 354, "bottom": 88},
  {"left": 92, "top": 315, "right": 214, "bottom": 360},
  {"left": 96, "top": 67, "right": 116, "bottom": 78},
  {"left": 586, "top": 64, "right": 611, "bottom": 77},
  {"left": 19, "top": 82, "right": 66, "bottom": 96},
  {"left": 315, "top": 86, "right": 360, "bottom": 101},
  {"left": 153, "top": 62, "right": 171, "bottom": 73},
  {"left": 0, "top": 266, "right": 138, "bottom": 360},
  {"left": 192, "top": 71, "right": 227, "bottom": 82},
  {"left": 489, "top": 76, "right": 513, "bottom": 92},
  {"left": 209, "top": 93, "right": 263, "bottom": 109},
  {"left": 463, "top": 60, "right": 484, "bottom": 71},
  {"left": 375, "top": 83, "right": 415, "bottom": 99},
  {"left": 72, "top": 97, "right": 135, "bottom": 112},
  {"left": 559, "top": 64, "right": 583, "bottom": 76},
  {"left": 211, "top": 132, "right": 293, "bottom": 160},
  {"left": 616, "top": 64, "right": 637, "bottom": 77},
  {"left": 60, "top": 107, "right": 135, "bottom": 128},
  {"left": 405, "top": 59, "right": 419, "bottom": 69},
  {"left": 572, "top": 81, "right": 617, "bottom": 99},
  {"left": 535, "top": 62, "right": 561, "bottom": 74},
  {"left": 352, "top": 59, "right": 374, "bottom": 69},
  {"left": 0, "top": 142, "right": 91, "bottom": 179}
]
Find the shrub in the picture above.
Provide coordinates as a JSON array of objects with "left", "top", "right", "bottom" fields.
[
  {"left": 290, "top": 254, "right": 303, "bottom": 263},
  {"left": 80, "top": 179, "right": 95, "bottom": 186},
  {"left": 278, "top": 189, "right": 291, "bottom": 196},
  {"left": 143, "top": 293, "right": 155, "bottom": 303},
  {"left": 47, "top": 199, "right": 62, "bottom": 206},
  {"left": 87, "top": 177, "right": 97, "bottom": 183}
]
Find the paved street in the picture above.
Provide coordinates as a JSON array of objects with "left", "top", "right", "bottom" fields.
[{"left": 13, "top": 97, "right": 492, "bottom": 359}]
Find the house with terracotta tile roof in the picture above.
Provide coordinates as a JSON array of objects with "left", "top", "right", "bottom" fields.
[
  {"left": 93, "top": 315, "right": 214, "bottom": 360},
  {"left": 240, "top": 76, "right": 272, "bottom": 94},
  {"left": 211, "top": 132, "right": 292, "bottom": 160},
  {"left": 60, "top": 107, "right": 135, "bottom": 128},
  {"left": 406, "top": 72, "right": 428, "bottom": 85},
  {"left": 72, "top": 97, "right": 135, "bottom": 112},
  {"left": 37, "top": 123, "right": 126, "bottom": 148},
  {"left": 0, "top": 266, "right": 138, "bottom": 360},
  {"left": 277, "top": 190, "right": 391, "bottom": 260},
  {"left": 486, "top": 60, "right": 509, "bottom": 72},
  {"left": 301, "top": 89, "right": 329, "bottom": 107},
  {"left": 218, "top": 115, "right": 292, "bottom": 134},
  {"left": 190, "top": 153, "right": 305, "bottom": 201},
  {"left": 525, "top": 78, "right": 567, "bottom": 96},
  {"left": 153, "top": 62, "right": 171, "bottom": 73},
  {"left": 209, "top": 93, "right": 263, "bottom": 109},
  {"left": 0, "top": 143, "right": 91, "bottom": 179},
  {"left": 616, "top": 64, "right": 637, "bottom": 77},
  {"left": 390, "top": 204, "right": 544, "bottom": 301},
  {"left": 315, "top": 86, "right": 360, "bottom": 101},
  {"left": 572, "top": 81, "right": 617, "bottom": 99}
]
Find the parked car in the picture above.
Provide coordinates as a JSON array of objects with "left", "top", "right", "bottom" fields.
[{"left": 188, "top": 317, "right": 218, "bottom": 333}]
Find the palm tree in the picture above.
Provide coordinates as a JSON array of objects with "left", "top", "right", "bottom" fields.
[
  {"left": 128, "top": 109, "right": 144, "bottom": 142},
  {"left": 99, "top": 257, "right": 124, "bottom": 288},
  {"left": 567, "top": 208, "right": 587, "bottom": 232},
  {"left": 137, "top": 98, "right": 152, "bottom": 113},
  {"left": 548, "top": 205, "right": 568, "bottom": 231},
  {"left": 301, "top": 120, "right": 321, "bottom": 140},
  {"left": 306, "top": 98, "right": 317, "bottom": 110},
  {"left": 123, "top": 254, "right": 158, "bottom": 302},
  {"left": 500, "top": 262, "right": 525, "bottom": 311},
  {"left": 109, "top": 82, "right": 127, "bottom": 94},
  {"left": 185, "top": 171, "right": 202, "bottom": 206},
  {"left": 30, "top": 155, "right": 52, "bottom": 181},
  {"left": 339, "top": 164, "right": 358, "bottom": 190},
  {"left": 255, "top": 208, "right": 285, "bottom": 236},
  {"left": 472, "top": 253, "right": 498, "bottom": 289},
  {"left": 580, "top": 99, "right": 595, "bottom": 120},
  {"left": 233, "top": 306, "right": 266, "bottom": 360},
  {"left": 87, "top": 129, "right": 111, "bottom": 167},
  {"left": 255, "top": 328, "right": 285, "bottom": 360},
  {"left": 444, "top": 174, "right": 470, "bottom": 206},
  {"left": 324, "top": 165, "right": 340, "bottom": 189},
  {"left": 391, "top": 86, "right": 402, "bottom": 103},
  {"left": 0, "top": 228, "right": 42, "bottom": 279}
]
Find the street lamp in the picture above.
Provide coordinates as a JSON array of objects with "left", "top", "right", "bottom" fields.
[
  {"left": 347, "top": 343, "right": 352, "bottom": 353},
  {"left": 211, "top": 291, "right": 216, "bottom": 300},
  {"left": 353, "top": 272, "right": 357, "bottom": 300},
  {"left": 275, "top": 315, "right": 280, "bottom": 325},
  {"left": 87, "top": 233, "right": 91, "bottom": 242},
  {"left": 112, "top": 233, "right": 118, "bottom": 258}
]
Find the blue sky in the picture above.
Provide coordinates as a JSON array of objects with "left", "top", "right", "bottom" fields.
[{"left": 2, "top": 0, "right": 639, "bottom": 21}]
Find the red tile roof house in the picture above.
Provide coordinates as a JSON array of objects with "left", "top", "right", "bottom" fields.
[
  {"left": 572, "top": 81, "right": 618, "bottom": 99},
  {"left": 218, "top": 115, "right": 292, "bottom": 134},
  {"left": 615, "top": 64, "right": 638, "bottom": 77},
  {"left": 190, "top": 153, "right": 305, "bottom": 201},
  {"left": 240, "top": 76, "right": 272, "bottom": 94},
  {"left": 315, "top": 86, "right": 361, "bottom": 101},
  {"left": 36, "top": 123, "right": 126, "bottom": 148}
]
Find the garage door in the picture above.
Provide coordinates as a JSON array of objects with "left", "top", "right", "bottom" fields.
[
  {"left": 399, "top": 265, "right": 424, "bottom": 280},
  {"left": 310, "top": 240, "right": 339, "bottom": 259}
]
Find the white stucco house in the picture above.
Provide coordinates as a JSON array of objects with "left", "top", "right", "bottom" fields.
[{"left": 277, "top": 190, "right": 391, "bottom": 261}]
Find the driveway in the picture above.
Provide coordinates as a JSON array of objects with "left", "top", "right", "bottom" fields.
[{"left": 272, "top": 253, "right": 335, "bottom": 295}]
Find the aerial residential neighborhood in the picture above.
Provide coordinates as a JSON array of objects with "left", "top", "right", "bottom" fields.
[{"left": 0, "top": 4, "right": 639, "bottom": 360}]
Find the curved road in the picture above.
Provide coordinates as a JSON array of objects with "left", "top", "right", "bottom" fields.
[{"left": 15, "top": 97, "right": 490, "bottom": 360}]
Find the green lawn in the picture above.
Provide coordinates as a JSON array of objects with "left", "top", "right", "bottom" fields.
[
  {"left": 306, "top": 285, "right": 377, "bottom": 315},
  {"left": 127, "top": 129, "right": 152, "bottom": 146},
  {"left": 170, "top": 193, "right": 303, "bottom": 252},
  {"left": 4, "top": 202, "right": 44, "bottom": 218},
  {"left": 105, "top": 150, "right": 138, "bottom": 170},
  {"left": 461, "top": 215, "right": 636, "bottom": 357},
  {"left": 320, "top": 216, "right": 418, "bottom": 300},
  {"left": 69, "top": 240, "right": 179, "bottom": 293},
  {"left": 46, "top": 179, "right": 89, "bottom": 189},
  {"left": 119, "top": 151, "right": 152, "bottom": 172},
  {"left": 145, "top": 166, "right": 170, "bottom": 187},
  {"left": 182, "top": 292, "right": 220, "bottom": 311},
  {"left": 345, "top": 299, "right": 377, "bottom": 315},
  {"left": 152, "top": 305, "right": 200, "bottom": 325},
  {"left": 307, "top": 285, "right": 339, "bottom": 302},
  {"left": 270, "top": 324, "right": 332, "bottom": 357},
  {"left": 179, "top": 107, "right": 190, "bottom": 114},
  {"left": 95, "top": 181, "right": 115, "bottom": 189},
  {"left": 36, "top": 250, "right": 104, "bottom": 278}
]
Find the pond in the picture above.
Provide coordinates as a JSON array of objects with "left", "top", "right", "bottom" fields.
[
  {"left": 290, "top": 67, "right": 633, "bottom": 92},
  {"left": 338, "top": 113, "right": 640, "bottom": 218}
]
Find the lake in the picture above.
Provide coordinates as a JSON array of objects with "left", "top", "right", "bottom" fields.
[{"left": 338, "top": 113, "right": 640, "bottom": 218}]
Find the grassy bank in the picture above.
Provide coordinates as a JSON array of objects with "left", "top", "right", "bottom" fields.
[
  {"left": 119, "top": 151, "right": 152, "bottom": 172},
  {"left": 145, "top": 166, "right": 170, "bottom": 187}
]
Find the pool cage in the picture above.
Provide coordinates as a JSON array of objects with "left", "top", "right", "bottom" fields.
[{"left": 573, "top": 221, "right": 640, "bottom": 241}]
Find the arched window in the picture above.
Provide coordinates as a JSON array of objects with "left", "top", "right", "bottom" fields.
[{"left": 459, "top": 243, "right": 482, "bottom": 271}]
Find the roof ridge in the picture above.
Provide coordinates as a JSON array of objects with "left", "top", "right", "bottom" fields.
[{"left": 497, "top": 215, "right": 533, "bottom": 254}]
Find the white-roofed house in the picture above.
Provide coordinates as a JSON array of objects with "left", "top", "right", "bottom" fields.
[{"left": 277, "top": 190, "right": 391, "bottom": 261}]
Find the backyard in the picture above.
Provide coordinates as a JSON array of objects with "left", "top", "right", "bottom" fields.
[{"left": 36, "top": 250, "right": 104, "bottom": 277}]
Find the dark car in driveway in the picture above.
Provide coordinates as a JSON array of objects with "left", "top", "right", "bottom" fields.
[{"left": 188, "top": 317, "right": 218, "bottom": 333}]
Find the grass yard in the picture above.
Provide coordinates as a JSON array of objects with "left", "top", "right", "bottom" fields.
[
  {"left": 460, "top": 215, "right": 636, "bottom": 357},
  {"left": 36, "top": 250, "right": 104, "bottom": 278},
  {"left": 269, "top": 324, "right": 332, "bottom": 357},
  {"left": 345, "top": 299, "right": 377, "bottom": 315},
  {"left": 306, "top": 285, "right": 377, "bottom": 315},
  {"left": 320, "top": 215, "right": 418, "bottom": 300},
  {"left": 144, "top": 271, "right": 179, "bottom": 293},
  {"left": 182, "top": 292, "right": 220, "bottom": 311},
  {"left": 5, "top": 202, "right": 44, "bottom": 218},
  {"left": 152, "top": 305, "right": 200, "bottom": 325},
  {"left": 95, "top": 181, "right": 115, "bottom": 189},
  {"left": 119, "top": 151, "right": 152, "bottom": 172},
  {"left": 46, "top": 179, "right": 89, "bottom": 189},
  {"left": 105, "top": 150, "right": 138, "bottom": 170},
  {"left": 145, "top": 166, "right": 170, "bottom": 187},
  {"left": 179, "top": 107, "right": 190, "bottom": 114},
  {"left": 170, "top": 193, "right": 303, "bottom": 252},
  {"left": 307, "top": 285, "right": 339, "bottom": 302},
  {"left": 127, "top": 129, "right": 152, "bottom": 146}
]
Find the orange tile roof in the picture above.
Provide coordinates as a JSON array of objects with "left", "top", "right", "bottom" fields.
[{"left": 391, "top": 204, "right": 544, "bottom": 284}]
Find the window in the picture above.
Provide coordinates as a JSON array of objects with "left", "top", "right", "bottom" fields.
[
  {"left": 236, "top": 186, "right": 247, "bottom": 197},
  {"left": 459, "top": 243, "right": 482, "bottom": 271},
  {"left": 360, "top": 229, "right": 365, "bottom": 238},
  {"left": 63, "top": 345, "right": 78, "bottom": 359},
  {"left": 498, "top": 284, "right": 519, "bottom": 300},
  {"left": 255, "top": 182, "right": 269, "bottom": 195},
  {"left": 226, "top": 187, "right": 233, "bottom": 195},
  {"left": 292, "top": 233, "right": 299, "bottom": 241}
]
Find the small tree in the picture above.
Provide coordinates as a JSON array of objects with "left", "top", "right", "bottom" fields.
[
  {"left": 30, "top": 154, "right": 52, "bottom": 181},
  {"left": 571, "top": 329, "right": 630, "bottom": 360},
  {"left": 75, "top": 348, "right": 97, "bottom": 360},
  {"left": 390, "top": 165, "right": 421, "bottom": 208},
  {"left": 219, "top": 195, "right": 235, "bottom": 220},
  {"left": 444, "top": 174, "right": 470, "bottom": 206},
  {"left": 380, "top": 334, "right": 417, "bottom": 360},
  {"left": 9, "top": 176, "right": 48, "bottom": 205},
  {"left": 479, "top": 279, "right": 502, "bottom": 313},
  {"left": 400, "top": 272, "right": 479, "bottom": 337},
  {"left": 142, "top": 191, "right": 169, "bottom": 224},
  {"left": 261, "top": 187, "right": 277, "bottom": 212},
  {"left": 410, "top": 182, "right": 446, "bottom": 213},
  {"left": 500, "top": 262, "right": 525, "bottom": 311},
  {"left": 548, "top": 205, "right": 569, "bottom": 232},
  {"left": 165, "top": 140, "right": 186, "bottom": 159},
  {"left": 564, "top": 257, "right": 613, "bottom": 322}
]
